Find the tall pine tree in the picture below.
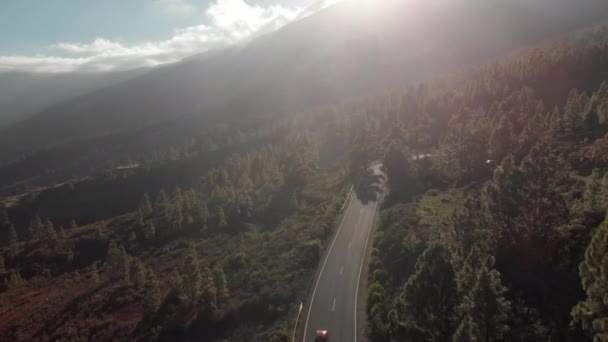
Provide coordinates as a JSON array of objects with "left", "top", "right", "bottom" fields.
[{"left": 571, "top": 215, "right": 608, "bottom": 341}]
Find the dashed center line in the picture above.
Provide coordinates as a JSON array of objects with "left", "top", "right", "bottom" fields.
[
  {"left": 332, "top": 298, "right": 336, "bottom": 312},
  {"left": 348, "top": 241, "right": 352, "bottom": 249},
  {"left": 340, "top": 265, "right": 344, "bottom": 275}
]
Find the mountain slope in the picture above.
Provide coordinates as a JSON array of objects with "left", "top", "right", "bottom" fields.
[
  {"left": 1, "top": 0, "right": 607, "bottom": 160},
  {"left": 0, "top": 69, "right": 147, "bottom": 126}
]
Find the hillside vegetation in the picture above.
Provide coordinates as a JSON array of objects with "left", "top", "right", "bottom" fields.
[{"left": 364, "top": 26, "right": 608, "bottom": 342}]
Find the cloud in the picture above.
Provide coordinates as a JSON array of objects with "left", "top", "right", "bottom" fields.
[
  {"left": 0, "top": 0, "right": 306, "bottom": 73},
  {"left": 154, "top": 0, "right": 197, "bottom": 15}
]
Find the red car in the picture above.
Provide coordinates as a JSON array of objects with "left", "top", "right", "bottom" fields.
[{"left": 315, "top": 330, "right": 329, "bottom": 342}]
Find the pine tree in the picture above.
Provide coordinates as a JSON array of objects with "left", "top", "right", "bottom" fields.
[
  {"left": 457, "top": 256, "right": 511, "bottom": 342},
  {"left": 67, "top": 249, "right": 74, "bottom": 263},
  {"left": 106, "top": 240, "right": 122, "bottom": 277},
  {"left": 217, "top": 208, "right": 227, "bottom": 228},
  {"left": 45, "top": 219, "right": 57, "bottom": 241},
  {"left": 120, "top": 247, "right": 131, "bottom": 284},
  {"left": 7, "top": 271, "right": 24, "bottom": 288},
  {"left": 155, "top": 189, "right": 169, "bottom": 215},
  {"left": 171, "top": 268, "right": 183, "bottom": 294},
  {"left": 181, "top": 244, "right": 202, "bottom": 302},
  {"left": 563, "top": 89, "right": 587, "bottom": 135},
  {"left": 199, "top": 266, "right": 218, "bottom": 316},
  {"left": 144, "top": 221, "right": 156, "bottom": 240},
  {"left": 136, "top": 209, "right": 144, "bottom": 226},
  {"left": 1, "top": 209, "right": 15, "bottom": 246},
  {"left": 140, "top": 193, "right": 153, "bottom": 216},
  {"left": 453, "top": 314, "right": 479, "bottom": 342},
  {"left": 488, "top": 116, "right": 515, "bottom": 162},
  {"left": 132, "top": 259, "right": 147, "bottom": 290},
  {"left": 0, "top": 254, "right": 5, "bottom": 271},
  {"left": 517, "top": 142, "right": 569, "bottom": 241},
  {"left": 549, "top": 107, "right": 563, "bottom": 134},
  {"left": 389, "top": 243, "right": 459, "bottom": 341},
  {"left": 198, "top": 202, "right": 209, "bottom": 224},
  {"left": 571, "top": 215, "right": 608, "bottom": 341},
  {"left": 8, "top": 223, "right": 18, "bottom": 246},
  {"left": 583, "top": 169, "right": 607, "bottom": 215},
  {"left": 129, "top": 231, "right": 137, "bottom": 241},
  {"left": 91, "top": 264, "right": 100, "bottom": 283},
  {"left": 171, "top": 205, "right": 184, "bottom": 230},
  {"left": 30, "top": 216, "right": 43, "bottom": 240},
  {"left": 144, "top": 268, "right": 162, "bottom": 312},
  {"left": 213, "top": 265, "right": 229, "bottom": 305}
]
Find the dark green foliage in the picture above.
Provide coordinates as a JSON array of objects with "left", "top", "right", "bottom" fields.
[
  {"left": 180, "top": 244, "right": 202, "bottom": 303},
  {"left": 455, "top": 255, "right": 511, "bottom": 342},
  {"left": 571, "top": 215, "right": 608, "bottom": 341},
  {"left": 144, "top": 221, "right": 155, "bottom": 240},
  {"left": 213, "top": 265, "right": 229, "bottom": 305},
  {"left": 453, "top": 314, "right": 479, "bottom": 342},
  {"left": 143, "top": 268, "right": 162, "bottom": 312},
  {"left": 488, "top": 116, "right": 515, "bottom": 162},
  {"left": 140, "top": 193, "right": 153, "bottom": 216},
  {"left": 45, "top": 218, "right": 57, "bottom": 241},
  {"left": 389, "top": 243, "right": 459, "bottom": 341}
]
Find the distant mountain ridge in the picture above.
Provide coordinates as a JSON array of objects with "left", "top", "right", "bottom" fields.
[{"left": 1, "top": 0, "right": 607, "bottom": 160}]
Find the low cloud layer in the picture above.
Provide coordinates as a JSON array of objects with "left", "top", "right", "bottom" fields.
[{"left": 0, "top": 0, "right": 320, "bottom": 73}]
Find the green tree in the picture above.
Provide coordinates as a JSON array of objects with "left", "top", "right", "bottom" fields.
[
  {"left": 488, "top": 116, "right": 515, "bottom": 162},
  {"left": 136, "top": 209, "right": 144, "bottom": 226},
  {"left": 132, "top": 259, "right": 147, "bottom": 290},
  {"left": 144, "top": 268, "right": 162, "bottom": 312},
  {"left": 45, "top": 219, "right": 57, "bottom": 241},
  {"left": 181, "top": 244, "right": 202, "bottom": 302},
  {"left": 91, "top": 264, "right": 100, "bottom": 283},
  {"left": 217, "top": 208, "right": 227, "bottom": 228},
  {"left": 144, "top": 221, "right": 156, "bottom": 240},
  {"left": 389, "top": 243, "right": 459, "bottom": 341},
  {"left": 6, "top": 271, "right": 24, "bottom": 288},
  {"left": 583, "top": 169, "right": 607, "bottom": 215},
  {"left": 0, "top": 254, "right": 5, "bottom": 271},
  {"left": 140, "top": 193, "right": 153, "bottom": 216},
  {"left": 213, "top": 265, "right": 229, "bottom": 305},
  {"left": 67, "top": 249, "right": 74, "bottom": 263},
  {"left": 120, "top": 247, "right": 131, "bottom": 284},
  {"left": 563, "top": 89, "right": 588, "bottom": 135},
  {"left": 8, "top": 221, "right": 18, "bottom": 246},
  {"left": 29, "top": 215, "right": 43, "bottom": 240},
  {"left": 453, "top": 314, "right": 479, "bottom": 342},
  {"left": 155, "top": 190, "right": 169, "bottom": 217},
  {"left": 199, "top": 266, "right": 218, "bottom": 316},
  {"left": 571, "top": 215, "right": 608, "bottom": 341},
  {"left": 456, "top": 256, "right": 511, "bottom": 342},
  {"left": 1, "top": 209, "right": 16, "bottom": 246}
]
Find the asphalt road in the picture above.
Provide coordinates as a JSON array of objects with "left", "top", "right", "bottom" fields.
[{"left": 302, "top": 165, "right": 382, "bottom": 342}]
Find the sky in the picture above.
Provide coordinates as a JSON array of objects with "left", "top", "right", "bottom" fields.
[{"left": 0, "top": 0, "right": 340, "bottom": 73}]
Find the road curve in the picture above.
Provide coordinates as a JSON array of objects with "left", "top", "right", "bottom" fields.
[{"left": 302, "top": 165, "right": 382, "bottom": 342}]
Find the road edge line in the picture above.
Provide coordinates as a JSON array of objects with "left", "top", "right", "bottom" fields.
[{"left": 302, "top": 186, "right": 355, "bottom": 342}]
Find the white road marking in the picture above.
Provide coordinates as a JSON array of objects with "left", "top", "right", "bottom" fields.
[
  {"left": 332, "top": 298, "right": 336, "bottom": 312},
  {"left": 302, "top": 187, "right": 355, "bottom": 342},
  {"left": 348, "top": 241, "right": 352, "bottom": 249},
  {"left": 340, "top": 265, "right": 344, "bottom": 275}
]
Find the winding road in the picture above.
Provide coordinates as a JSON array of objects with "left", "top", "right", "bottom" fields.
[{"left": 302, "top": 164, "right": 383, "bottom": 342}]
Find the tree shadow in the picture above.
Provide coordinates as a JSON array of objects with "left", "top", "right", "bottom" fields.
[{"left": 353, "top": 168, "right": 383, "bottom": 205}]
